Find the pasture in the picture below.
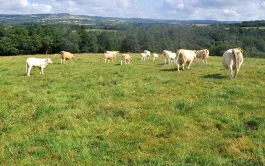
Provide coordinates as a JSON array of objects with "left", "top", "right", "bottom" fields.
[{"left": 0, "top": 53, "right": 265, "bottom": 165}]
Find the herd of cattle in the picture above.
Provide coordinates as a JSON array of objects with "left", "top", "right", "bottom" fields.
[{"left": 26, "top": 48, "right": 244, "bottom": 78}]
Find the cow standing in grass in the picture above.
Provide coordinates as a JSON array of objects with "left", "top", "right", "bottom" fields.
[
  {"left": 222, "top": 47, "right": 244, "bottom": 78},
  {"left": 121, "top": 54, "right": 132, "bottom": 65},
  {"left": 104, "top": 51, "right": 119, "bottom": 63},
  {"left": 60, "top": 51, "right": 74, "bottom": 64},
  {"left": 26, "top": 58, "right": 52, "bottom": 76},
  {"left": 153, "top": 53, "right": 159, "bottom": 61},
  {"left": 176, "top": 49, "right": 197, "bottom": 71},
  {"left": 144, "top": 50, "right": 151, "bottom": 59},
  {"left": 163, "top": 50, "right": 176, "bottom": 64},
  {"left": 196, "top": 49, "right": 210, "bottom": 63},
  {"left": 141, "top": 53, "right": 148, "bottom": 61}
]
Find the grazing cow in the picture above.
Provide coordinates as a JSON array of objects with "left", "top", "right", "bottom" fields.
[
  {"left": 104, "top": 51, "right": 119, "bottom": 63},
  {"left": 59, "top": 51, "right": 74, "bottom": 64},
  {"left": 104, "top": 53, "right": 116, "bottom": 63},
  {"left": 106, "top": 51, "right": 119, "bottom": 55},
  {"left": 141, "top": 53, "right": 147, "bottom": 61},
  {"left": 162, "top": 50, "right": 176, "bottom": 64},
  {"left": 222, "top": 48, "right": 244, "bottom": 78},
  {"left": 176, "top": 49, "right": 197, "bottom": 71},
  {"left": 26, "top": 58, "right": 52, "bottom": 76},
  {"left": 153, "top": 53, "right": 159, "bottom": 61},
  {"left": 121, "top": 54, "right": 132, "bottom": 65},
  {"left": 196, "top": 49, "right": 210, "bottom": 63},
  {"left": 144, "top": 50, "right": 151, "bottom": 59}
]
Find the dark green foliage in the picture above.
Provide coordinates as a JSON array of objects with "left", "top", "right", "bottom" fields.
[{"left": 1, "top": 23, "right": 265, "bottom": 57}]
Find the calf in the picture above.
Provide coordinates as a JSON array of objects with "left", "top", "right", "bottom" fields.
[
  {"left": 26, "top": 58, "right": 52, "bottom": 76},
  {"left": 144, "top": 50, "right": 151, "bottom": 59},
  {"left": 162, "top": 50, "right": 176, "bottom": 64},
  {"left": 141, "top": 53, "right": 147, "bottom": 61},
  {"left": 121, "top": 54, "right": 132, "bottom": 65},
  {"left": 104, "top": 51, "right": 119, "bottom": 63},
  {"left": 153, "top": 53, "right": 159, "bottom": 61}
]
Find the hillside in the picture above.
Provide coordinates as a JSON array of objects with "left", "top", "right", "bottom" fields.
[{"left": 0, "top": 13, "right": 240, "bottom": 25}]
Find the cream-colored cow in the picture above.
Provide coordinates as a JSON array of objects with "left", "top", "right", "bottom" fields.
[
  {"left": 222, "top": 47, "right": 244, "bottom": 78},
  {"left": 121, "top": 54, "right": 132, "bottom": 65},
  {"left": 59, "top": 51, "right": 74, "bottom": 64},
  {"left": 176, "top": 49, "right": 197, "bottom": 71},
  {"left": 196, "top": 49, "right": 210, "bottom": 63}
]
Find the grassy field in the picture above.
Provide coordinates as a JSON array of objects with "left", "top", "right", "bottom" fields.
[{"left": 0, "top": 53, "right": 265, "bottom": 165}]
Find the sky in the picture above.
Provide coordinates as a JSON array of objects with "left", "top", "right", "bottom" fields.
[{"left": 0, "top": 0, "right": 265, "bottom": 21}]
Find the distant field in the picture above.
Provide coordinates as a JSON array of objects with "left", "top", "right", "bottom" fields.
[
  {"left": 0, "top": 54, "right": 264, "bottom": 165},
  {"left": 225, "top": 26, "right": 265, "bottom": 30},
  {"left": 72, "top": 29, "right": 118, "bottom": 33},
  {"left": 242, "top": 26, "right": 265, "bottom": 29},
  {"left": 85, "top": 29, "right": 118, "bottom": 32}
]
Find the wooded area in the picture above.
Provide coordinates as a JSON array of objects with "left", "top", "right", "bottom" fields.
[{"left": 1, "top": 22, "right": 265, "bottom": 57}]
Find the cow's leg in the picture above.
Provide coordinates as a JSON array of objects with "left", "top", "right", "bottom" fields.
[
  {"left": 120, "top": 60, "right": 123, "bottom": 65},
  {"left": 234, "top": 68, "right": 239, "bottom": 78},
  {"left": 177, "top": 64, "right": 180, "bottom": 71},
  {"left": 187, "top": 61, "right": 192, "bottom": 69},
  {"left": 61, "top": 59, "right": 63, "bottom": 64},
  {"left": 27, "top": 66, "right": 32, "bottom": 76},
  {"left": 40, "top": 67, "right": 44, "bottom": 74},
  {"left": 229, "top": 65, "right": 233, "bottom": 78},
  {"left": 164, "top": 59, "right": 167, "bottom": 65}
]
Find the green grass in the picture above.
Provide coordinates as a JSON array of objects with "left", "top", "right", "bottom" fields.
[{"left": 0, "top": 54, "right": 265, "bottom": 165}]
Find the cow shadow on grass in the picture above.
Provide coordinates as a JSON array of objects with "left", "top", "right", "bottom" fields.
[
  {"left": 160, "top": 68, "right": 179, "bottom": 72},
  {"left": 201, "top": 73, "right": 226, "bottom": 79},
  {"left": 157, "top": 63, "right": 166, "bottom": 66}
]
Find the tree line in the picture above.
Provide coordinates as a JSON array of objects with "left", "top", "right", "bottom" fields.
[{"left": 1, "top": 23, "right": 265, "bottom": 57}]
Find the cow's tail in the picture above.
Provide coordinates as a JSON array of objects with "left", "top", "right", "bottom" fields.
[
  {"left": 232, "top": 49, "right": 239, "bottom": 72},
  {"left": 176, "top": 50, "right": 184, "bottom": 65}
]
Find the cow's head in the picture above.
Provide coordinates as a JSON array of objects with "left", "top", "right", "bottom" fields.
[
  {"left": 46, "top": 58, "right": 53, "bottom": 64},
  {"left": 236, "top": 47, "right": 243, "bottom": 53}
]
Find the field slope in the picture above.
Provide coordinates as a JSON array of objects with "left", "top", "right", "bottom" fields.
[{"left": 0, "top": 54, "right": 265, "bottom": 165}]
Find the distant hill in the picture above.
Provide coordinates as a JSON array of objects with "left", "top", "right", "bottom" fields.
[{"left": 0, "top": 13, "right": 241, "bottom": 25}]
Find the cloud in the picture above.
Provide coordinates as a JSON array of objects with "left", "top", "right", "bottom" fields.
[
  {"left": 0, "top": 0, "right": 264, "bottom": 21},
  {"left": 160, "top": 0, "right": 263, "bottom": 21},
  {"left": 0, "top": 0, "right": 52, "bottom": 14}
]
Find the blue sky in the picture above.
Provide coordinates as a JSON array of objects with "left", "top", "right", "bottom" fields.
[{"left": 0, "top": 0, "right": 265, "bottom": 21}]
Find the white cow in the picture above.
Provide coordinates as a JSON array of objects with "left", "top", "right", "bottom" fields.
[
  {"left": 121, "top": 54, "right": 132, "bottom": 65},
  {"left": 162, "top": 50, "right": 176, "bottom": 64},
  {"left": 26, "top": 58, "right": 52, "bottom": 76},
  {"left": 153, "top": 53, "right": 159, "bottom": 61},
  {"left": 144, "top": 50, "right": 151, "bottom": 59},
  {"left": 222, "top": 48, "right": 244, "bottom": 78},
  {"left": 176, "top": 49, "right": 197, "bottom": 71},
  {"left": 196, "top": 49, "right": 210, "bottom": 63},
  {"left": 141, "top": 53, "right": 147, "bottom": 61}
]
